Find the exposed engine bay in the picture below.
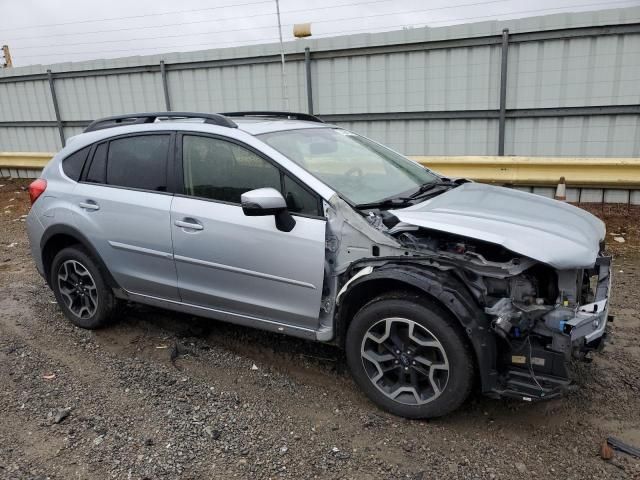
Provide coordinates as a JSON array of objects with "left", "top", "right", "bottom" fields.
[
  {"left": 392, "top": 218, "right": 611, "bottom": 401},
  {"left": 326, "top": 198, "right": 612, "bottom": 402}
]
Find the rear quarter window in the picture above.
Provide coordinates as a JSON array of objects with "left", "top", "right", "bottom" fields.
[{"left": 61, "top": 146, "right": 91, "bottom": 181}]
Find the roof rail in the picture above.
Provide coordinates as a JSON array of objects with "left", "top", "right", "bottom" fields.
[
  {"left": 221, "top": 111, "right": 324, "bottom": 124},
  {"left": 83, "top": 112, "right": 238, "bottom": 132}
]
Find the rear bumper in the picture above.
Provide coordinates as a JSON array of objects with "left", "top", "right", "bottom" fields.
[{"left": 25, "top": 211, "right": 46, "bottom": 278}]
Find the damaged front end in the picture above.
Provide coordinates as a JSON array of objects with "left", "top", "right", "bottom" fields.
[
  {"left": 392, "top": 226, "right": 612, "bottom": 401},
  {"left": 486, "top": 254, "right": 612, "bottom": 401},
  {"left": 328, "top": 194, "right": 612, "bottom": 403}
]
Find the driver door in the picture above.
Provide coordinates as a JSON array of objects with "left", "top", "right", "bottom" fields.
[{"left": 170, "top": 133, "right": 327, "bottom": 330}]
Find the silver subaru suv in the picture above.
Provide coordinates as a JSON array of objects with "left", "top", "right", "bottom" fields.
[{"left": 26, "top": 111, "right": 611, "bottom": 418}]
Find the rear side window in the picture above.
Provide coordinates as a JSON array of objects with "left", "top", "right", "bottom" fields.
[
  {"left": 107, "top": 135, "right": 169, "bottom": 191},
  {"left": 62, "top": 146, "right": 91, "bottom": 181}
]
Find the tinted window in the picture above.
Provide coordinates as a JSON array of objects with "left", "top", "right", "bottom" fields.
[
  {"left": 183, "top": 135, "right": 280, "bottom": 204},
  {"left": 62, "top": 146, "right": 91, "bottom": 181},
  {"left": 86, "top": 142, "right": 107, "bottom": 184},
  {"left": 283, "top": 175, "right": 319, "bottom": 216},
  {"left": 107, "top": 135, "right": 169, "bottom": 191}
]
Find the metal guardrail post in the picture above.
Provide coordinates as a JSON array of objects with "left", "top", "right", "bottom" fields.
[
  {"left": 46, "top": 69, "right": 65, "bottom": 147},
  {"left": 304, "top": 47, "right": 313, "bottom": 115},
  {"left": 498, "top": 28, "right": 509, "bottom": 156},
  {"left": 160, "top": 60, "right": 171, "bottom": 111}
]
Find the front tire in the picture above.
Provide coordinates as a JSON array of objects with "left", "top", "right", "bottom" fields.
[
  {"left": 50, "top": 246, "right": 117, "bottom": 329},
  {"left": 346, "top": 292, "right": 474, "bottom": 418}
]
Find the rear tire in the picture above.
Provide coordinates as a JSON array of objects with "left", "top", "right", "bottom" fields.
[
  {"left": 50, "top": 246, "right": 117, "bottom": 329},
  {"left": 346, "top": 292, "right": 474, "bottom": 418}
]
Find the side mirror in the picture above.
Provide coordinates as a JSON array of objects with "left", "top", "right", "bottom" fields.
[{"left": 241, "top": 188, "right": 296, "bottom": 232}]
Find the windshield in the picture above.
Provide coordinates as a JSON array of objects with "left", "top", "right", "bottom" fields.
[{"left": 258, "top": 128, "right": 439, "bottom": 205}]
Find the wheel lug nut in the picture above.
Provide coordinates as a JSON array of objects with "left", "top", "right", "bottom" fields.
[
  {"left": 404, "top": 367, "right": 409, "bottom": 371},
  {"left": 412, "top": 361, "right": 416, "bottom": 365},
  {"left": 395, "top": 350, "right": 400, "bottom": 354}
]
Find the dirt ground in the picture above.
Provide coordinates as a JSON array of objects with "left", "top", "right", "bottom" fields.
[{"left": 1, "top": 178, "right": 639, "bottom": 480}]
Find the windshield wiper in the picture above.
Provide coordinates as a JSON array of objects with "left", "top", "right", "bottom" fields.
[
  {"left": 408, "top": 180, "right": 458, "bottom": 199},
  {"left": 355, "top": 197, "right": 413, "bottom": 210},
  {"left": 356, "top": 181, "right": 459, "bottom": 210}
]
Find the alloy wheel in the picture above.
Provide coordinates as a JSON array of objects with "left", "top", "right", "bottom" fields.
[
  {"left": 57, "top": 259, "right": 98, "bottom": 319},
  {"left": 360, "top": 317, "right": 450, "bottom": 405}
]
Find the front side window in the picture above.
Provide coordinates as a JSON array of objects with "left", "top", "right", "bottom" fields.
[
  {"left": 283, "top": 175, "right": 318, "bottom": 216},
  {"left": 182, "top": 135, "right": 319, "bottom": 216},
  {"left": 259, "top": 128, "right": 439, "bottom": 205}
]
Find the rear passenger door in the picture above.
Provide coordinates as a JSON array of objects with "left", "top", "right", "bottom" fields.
[
  {"left": 171, "top": 133, "right": 326, "bottom": 330},
  {"left": 73, "top": 133, "right": 179, "bottom": 300}
]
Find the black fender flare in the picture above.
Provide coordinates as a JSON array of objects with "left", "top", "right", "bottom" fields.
[
  {"left": 40, "top": 223, "right": 120, "bottom": 289},
  {"left": 338, "top": 263, "right": 498, "bottom": 393}
]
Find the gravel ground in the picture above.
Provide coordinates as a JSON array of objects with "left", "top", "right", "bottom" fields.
[{"left": 1, "top": 178, "right": 639, "bottom": 479}]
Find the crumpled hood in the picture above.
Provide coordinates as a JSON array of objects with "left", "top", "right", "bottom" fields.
[{"left": 390, "top": 183, "right": 605, "bottom": 269}]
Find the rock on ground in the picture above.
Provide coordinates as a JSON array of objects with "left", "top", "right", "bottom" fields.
[{"left": 1, "top": 178, "right": 639, "bottom": 479}]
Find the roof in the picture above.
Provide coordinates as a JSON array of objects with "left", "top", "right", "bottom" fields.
[
  {"left": 62, "top": 114, "right": 332, "bottom": 152},
  {"left": 80, "top": 112, "right": 332, "bottom": 137},
  {"left": 233, "top": 117, "right": 331, "bottom": 135}
]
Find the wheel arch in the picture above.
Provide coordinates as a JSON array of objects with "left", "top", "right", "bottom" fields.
[
  {"left": 41, "top": 224, "right": 120, "bottom": 290},
  {"left": 335, "top": 264, "right": 498, "bottom": 393}
]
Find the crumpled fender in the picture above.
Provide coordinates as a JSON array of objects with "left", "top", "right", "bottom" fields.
[{"left": 340, "top": 263, "right": 498, "bottom": 392}]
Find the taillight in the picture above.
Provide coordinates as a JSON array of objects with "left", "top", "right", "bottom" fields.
[{"left": 28, "top": 179, "right": 47, "bottom": 205}]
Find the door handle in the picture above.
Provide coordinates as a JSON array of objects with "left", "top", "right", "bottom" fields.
[
  {"left": 175, "top": 219, "right": 204, "bottom": 231},
  {"left": 79, "top": 201, "right": 100, "bottom": 211}
]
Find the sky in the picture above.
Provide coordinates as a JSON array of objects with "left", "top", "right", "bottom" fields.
[{"left": 1, "top": 0, "right": 638, "bottom": 67}]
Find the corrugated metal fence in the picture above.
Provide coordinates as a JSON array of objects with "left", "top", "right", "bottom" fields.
[{"left": 1, "top": 6, "right": 639, "bottom": 158}]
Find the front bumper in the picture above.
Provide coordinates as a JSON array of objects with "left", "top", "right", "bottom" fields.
[
  {"left": 490, "top": 255, "right": 612, "bottom": 402},
  {"left": 563, "top": 255, "right": 612, "bottom": 352}
]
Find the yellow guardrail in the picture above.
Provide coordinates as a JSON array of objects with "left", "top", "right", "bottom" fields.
[
  {"left": 0, "top": 152, "right": 56, "bottom": 169},
  {"left": 410, "top": 156, "right": 640, "bottom": 187},
  {"left": 1, "top": 153, "right": 640, "bottom": 187}
]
